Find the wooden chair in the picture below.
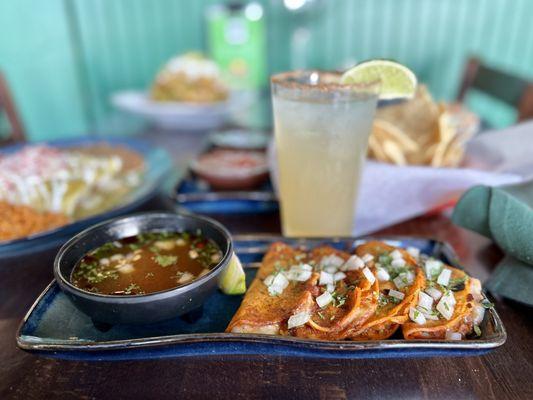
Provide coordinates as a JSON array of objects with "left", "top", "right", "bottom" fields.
[
  {"left": 457, "top": 57, "right": 533, "bottom": 122},
  {"left": 0, "top": 71, "right": 26, "bottom": 145}
]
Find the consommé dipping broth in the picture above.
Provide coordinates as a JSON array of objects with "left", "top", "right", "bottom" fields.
[{"left": 71, "top": 231, "right": 223, "bottom": 295}]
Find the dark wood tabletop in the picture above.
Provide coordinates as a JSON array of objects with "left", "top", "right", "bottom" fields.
[{"left": 1, "top": 194, "right": 532, "bottom": 400}]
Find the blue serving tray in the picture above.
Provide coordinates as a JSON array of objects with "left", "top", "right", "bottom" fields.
[
  {"left": 174, "top": 174, "right": 278, "bottom": 215},
  {"left": 16, "top": 236, "right": 506, "bottom": 360},
  {"left": 0, "top": 137, "right": 173, "bottom": 256}
]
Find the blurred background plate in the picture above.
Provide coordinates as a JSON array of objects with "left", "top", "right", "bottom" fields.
[
  {"left": 209, "top": 129, "right": 270, "bottom": 150},
  {"left": 111, "top": 91, "right": 244, "bottom": 131},
  {"left": 0, "top": 136, "right": 173, "bottom": 257}
]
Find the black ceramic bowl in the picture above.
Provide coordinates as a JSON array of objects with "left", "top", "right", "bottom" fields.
[{"left": 54, "top": 212, "right": 233, "bottom": 325}]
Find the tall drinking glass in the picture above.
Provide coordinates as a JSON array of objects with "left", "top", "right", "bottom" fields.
[{"left": 271, "top": 71, "right": 379, "bottom": 237}]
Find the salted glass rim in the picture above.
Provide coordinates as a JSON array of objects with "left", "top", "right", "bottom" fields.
[{"left": 271, "top": 70, "right": 381, "bottom": 93}]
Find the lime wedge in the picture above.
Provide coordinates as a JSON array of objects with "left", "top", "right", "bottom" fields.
[
  {"left": 218, "top": 253, "right": 246, "bottom": 295},
  {"left": 341, "top": 60, "right": 417, "bottom": 100}
]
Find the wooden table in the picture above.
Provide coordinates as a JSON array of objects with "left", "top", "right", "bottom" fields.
[{"left": 1, "top": 197, "right": 532, "bottom": 400}]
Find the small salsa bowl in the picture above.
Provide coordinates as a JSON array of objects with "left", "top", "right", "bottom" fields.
[{"left": 53, "top": 212, "right": 232, "bottom": 325}]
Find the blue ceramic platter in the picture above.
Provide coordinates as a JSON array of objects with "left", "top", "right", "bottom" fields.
[
  {"left": 0, "top": 137, "right": 173, "bottom": 256},
  {"left": 174, "top": 175, "right": 278, "bottom": 214},
  {"left": 16, "top": 236, "right": 506, "bottom": 360}
]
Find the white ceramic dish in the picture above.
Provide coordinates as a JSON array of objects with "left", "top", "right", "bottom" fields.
[{"left": 112, "top": 91, "right": 242, "bottom": 130}]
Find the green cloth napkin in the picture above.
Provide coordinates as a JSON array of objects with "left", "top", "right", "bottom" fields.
[{"left": 452, "top": 181, "right": 533, "bottom": 306}]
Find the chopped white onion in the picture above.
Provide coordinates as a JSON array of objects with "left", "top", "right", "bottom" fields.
[
  {"left": 470, "top": 278, "right": 483, "bottom": 301},
  {"left": 391, "top": 258, "right": 406, "bottom": 268},
  {"left": 326, "top": 283, "right": 336, "bottom": 293},
  {"left": 110, "top": 254, "right": 124, "bottom": 262},
  {"left": 294, "top": 270, "right": 312, "bottom": 282},
  {"left": 424, "top": 259, "right": 443, "bottom": 279},
  {"left": 268, "top": 284, "right": 284, "bottom": 296},
  {"left": 177, "top": 271, "right": 194, "bottom": 284},
  {"left": 316, "top": 291, "right": 334, "bottom": 308},
  {"left": 333, "top": 271, "right": 346, "bottom": 282},
  {"left": 436, "top": 292, "right": 455, "bottom": 320},
  {"left": 407, "top": 246, "right": 420, "bottom": 259},
  {"left": 445, "top": 330, "right": 462, "bottom": 340},
  {"left": 263, "top": 274, "right": 274, "bottom": 286},
  {"left": 390, "top": 249, "right": 403, "bottom": 260},
  {"left": 320, "top": 254, "right": 345, "bottom": 268},
  {"left": 342, "top": 255, "right": 365, "bottom": 271},
  {"left": 376, "top": 267, "right": 390, "bottom": 282},
  {"left": 472, "top": 304, "right": 486, "bottom": 326},
  {"left": 388, "top": 289, "right": 405, "bottom": 300},
  {"left": 418, "top": 291, "right": 434, "bottom": 310},
  {"left": 299, "top": 263, "right": 313, "bottom": 271},
  {"left": 417, "top": 307, "right": 439, "bottom": 320},
  {"left": 442, "top": 290, "right": 456, "bottom": 306},
  {"left": 437, "top": 268, "right": 452, "bottom": 286},
  {"left": 425, "top": 287, "right": 442, "bottom": 301},
  {"left": 319, "top": 271, "right": 334, "bottom": 285},
  {"left": 362, "top": 267, "right": 376, "bottom": 285},
  {"left": 324, "top": 266, "right": 338, "bottom": 274},
  {"left": 285, "top": 270, "right": 300, "bottom": 281},
  {"left": 409, "top": 307, "right": 426, "bottom": 325},
  {"left": 272, "top": 272, "right": 289, "bottom": 289},
  {"left": 393, "top": 271, "right": 414, "bottom": 289},
  {"left": 287, "top": 311, "right": 311, "bottom": 329},
  {"left": 362, "top": 253, "right": 374, "bottom": 263},
  {"left": 286, "top": 264, "right": 313, "bottom": 281},
  {"left": 117, "top": 263, "right": 134, "bottom": 274}
]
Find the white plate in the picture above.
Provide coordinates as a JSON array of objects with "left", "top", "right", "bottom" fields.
[
  {"left": 112, "top": 91, "right": 240, "bottom": 130},
  {"left": 209, "top": 129, "right": 270, "bottom": 150}
]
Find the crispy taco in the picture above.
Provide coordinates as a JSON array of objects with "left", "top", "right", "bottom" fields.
[
  {"left": 402, "top": 259, "right": 485, "bottom": 340},
  {"left": 226, "top": 243, "right": 378, "bottom": 340},
  {"left": 347, "top": 241, "right": 426, "bottom": 340},
  {"left": 227, "top": 241, "right": 486, "bottom": 342}
]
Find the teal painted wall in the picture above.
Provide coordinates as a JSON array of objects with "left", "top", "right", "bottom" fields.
[
  {"left": 0, "top": 0, "right": 88, "bottom": 140},
  {"left": 1, "top": 0, "right": 533, "bottom": 140}
]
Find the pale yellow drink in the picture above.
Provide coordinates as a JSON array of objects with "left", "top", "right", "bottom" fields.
[{"left": 271, "top": 71, "right": 378, "bottom": 237}]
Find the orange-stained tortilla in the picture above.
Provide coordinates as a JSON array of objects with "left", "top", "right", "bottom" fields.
[
  {"left": 402, "top": 267, "right": 483, "bottom": 340},
  {"left": 226, "top": 243, "right": 378, "bottom": 339},
  {"left": 347, "top": 241, "right": 426, "bottom": 340},
  {"left": 227, "top": 241, "right": 485, "bottom": 342},
  {"left": 290, "top": 246, "right": 378, "bottom": 340},
  {"left": 226, "top": 242, "right": 309, "bottom": 334}
]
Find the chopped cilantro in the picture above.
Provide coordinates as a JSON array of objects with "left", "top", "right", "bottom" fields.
[
  {"left": 378, "top": 294, "right": 389, "bottom": 307},
  {"left": 473, "top": 325, "right": 482, "bottom": 337},
  {"left": 389, "top": 296, "right": 401, "bottom": 304},
  {"left": 378, "top": 254, "right": 392, "bottom": 265},
  {"left": 481, "top": 299, "right": 494, "bottom": 309},
  {"left": 124, "top": 283, "right": 143, "bottom": 295},
  {"left": 153, "top": 255, "right": 178, "bottom": 267},
  {"left": 129, "top": 242, "right": 142, "bottom": 250},
  {"left": 332, "top": 292, "right": 347, "bottom": 307},
  {"left": 449, "top": 276, "right": 467, "bottom": 291}
]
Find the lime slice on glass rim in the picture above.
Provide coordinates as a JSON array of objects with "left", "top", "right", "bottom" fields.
[
  {"left": 341, "top": 60, "right": 417, "bottom": 100},
  {"left": 218, "top": 253, "right": 246, "bottom": 295}
]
